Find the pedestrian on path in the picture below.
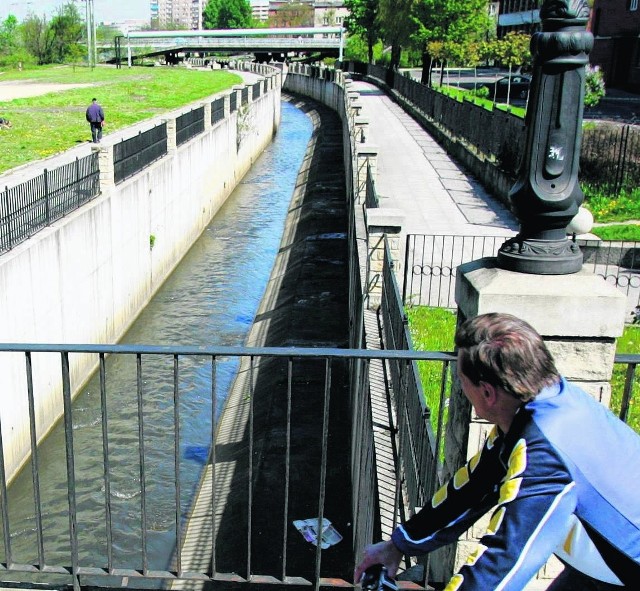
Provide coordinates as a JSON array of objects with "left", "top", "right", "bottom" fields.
[
  {"left": 85, "top": 97, "right": 105, "bottom": 143},
  {"left": 355, "top": 313, "right": 640, "bottom": 590}
]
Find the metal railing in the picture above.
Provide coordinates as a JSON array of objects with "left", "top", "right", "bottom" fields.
[
  {"left": 403, "top": 233, "right": 640, "bottom": 317},
  {"left": 365, "top": 160, "right": 378, "bottom": 209},
  {"left": 1, "top": 154, "right": 100, "bottom": 254},
  {"left": 380, "top": 242, "right": 448, "bottom": 523},
  {"left": 0, "top": 343, "right": 449, "bottom": 591},
  {"left": 252, "top": 81, "right": 262, "bottom": 100},
  {"left": 176, "top": 106, "right": 205, "bottom": 147},
  {"left": 211, "top": 97, "right": 225, "bottom": 125},
  {"left": 581, "top": 123, "right": 640, "bottom": 195},
  {"left": 114, "top": 123, "right": 168, "bottom": 184}
]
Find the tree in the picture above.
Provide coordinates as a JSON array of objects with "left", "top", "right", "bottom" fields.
[
  {"left": 493, "top": 31, "right": 531, "bottom": 105},
  {"left": 0, "top": 15, "right": 20, "bottom": 58},
  {"left": 413, "top": 0, "right": 492, "bottom": 85},
  {"left": 22, "top": 13, "right": 55, "bottom": 65},
  {"left": 203, "top": 0, "right": 253, "bottom": 29},
  {"left": 377, "top": 0, "right": 415, "bottom": 71},
  {"left": 344, "top": 0, "right": 380, "bottom": 64},
  {"left": 49, "top": 3, "right": 83, "bottom": 64}
]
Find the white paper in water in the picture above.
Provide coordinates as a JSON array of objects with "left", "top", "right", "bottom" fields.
[{"left": 293, "top": 518, "right": 343, "bottom": 549}]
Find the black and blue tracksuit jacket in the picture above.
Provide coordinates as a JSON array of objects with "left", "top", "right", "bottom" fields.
[{"left": 391, "top": 378, "right": 640, "bottom": 590}]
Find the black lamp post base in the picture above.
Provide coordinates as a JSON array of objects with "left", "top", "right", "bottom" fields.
[{"left": 497, "top": 236, "right": 583, "bottom": 275}]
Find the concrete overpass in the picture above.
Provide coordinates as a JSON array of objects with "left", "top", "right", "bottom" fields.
[{"left": 114, "top": 27, "right": 345, "bottom": 67}]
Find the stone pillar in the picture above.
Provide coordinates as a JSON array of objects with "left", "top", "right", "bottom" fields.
[
  {"left": 356, "top": 144, "right": 378, "bottom": 204},
  {"left": 163, "top": 117, "right": 177, "bottom": 154},
  {"left": 366, "top": 209, "right": 404, "bottom": 309},
  {"left": 447, "top": 257, "right": 626, "bottom": 586},
  {"left": 355, "top": 116, "right": 370, "bottom": 147},
  {"left": 94, "top": 144, "right": 115, "bottom": 193},
  {"left": 202, "top": 101, "right": 212, "bottom": 130}
]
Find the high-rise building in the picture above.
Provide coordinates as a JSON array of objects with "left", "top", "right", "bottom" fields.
[
  {"left": 151, "top": 0, "right": 202, "bottom": 29},
  {"left": 497, "top": 0, "right": 541, "bottom": 37}
]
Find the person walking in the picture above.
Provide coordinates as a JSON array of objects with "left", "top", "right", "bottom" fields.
[
  {"left": 355, "top": 312, "right": 640, "bottom": 590},
  {"left": 85, "top": 97, "right": 105, "bottom": 143}
]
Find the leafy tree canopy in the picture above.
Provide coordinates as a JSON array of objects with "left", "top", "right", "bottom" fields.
[
  {"left": 203, "top": 0, "right": 253, "bottom": 29},
  {"left": 344, "top": 0, "right": 380, "bottom": 63}
]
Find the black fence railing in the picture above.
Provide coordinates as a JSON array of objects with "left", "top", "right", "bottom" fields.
[
  {"left": 176, "top": 106, "right": 205, "bottom": 147},
  {"left": 252, "top": 81, "right": 262, "bottom": 100},
  {"left": 1, "top": 154, "right": 100, "bottom": 254},
  {"left": 581, "top": 123, "right": 640, "bottom": 195},
  {"left": 0, "top": 342, "right": 445, "bottom": 591},
  {"left": 241, "top": 87, "right": 249, "bottom": 106},
  {"left": 230, "top": 92, "right": 238, "bottom": 113},
  {"left": 402, "top": 233, "right": 640, "bottom": 318},
  {"left": 114, "top": 123, "right": 168, "bottom": 185},
  {"left": 211, "top": 97, "right": 225, "bottom": 125},
  {"left": 365, "top": 160, "right": 378, "bottom": 209}
]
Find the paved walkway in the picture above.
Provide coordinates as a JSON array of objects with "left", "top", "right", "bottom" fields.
[{"left": 352, "top": 80, "right": 518, "bottom": 239}]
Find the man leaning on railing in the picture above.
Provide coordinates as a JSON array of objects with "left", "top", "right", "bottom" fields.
[{"left": 355, "top": 312, "right": 640, "bottom": 590}]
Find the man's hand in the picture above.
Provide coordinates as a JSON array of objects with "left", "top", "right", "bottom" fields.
[{"left": 353, "top": 540, "right": 403, "bottom": 584}]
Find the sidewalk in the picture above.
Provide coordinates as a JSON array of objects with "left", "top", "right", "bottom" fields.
[{"left": 351, "top": 80, "right": 519, "bottom": 240}]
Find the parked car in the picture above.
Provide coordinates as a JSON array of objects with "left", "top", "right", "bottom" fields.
[{"left": 484, "top": 74, "right": 531, "bottom": 101}]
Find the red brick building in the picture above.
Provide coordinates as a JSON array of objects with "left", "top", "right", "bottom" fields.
[{"left": 589, "top": 0, "right": 640, "bottom": 91}]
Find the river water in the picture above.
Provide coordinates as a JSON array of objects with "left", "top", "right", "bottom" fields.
[{"left": 4, "top": 100, "right": 313, "bottom": 583}]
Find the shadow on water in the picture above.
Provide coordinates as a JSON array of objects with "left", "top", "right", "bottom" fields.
[
  {"left": 208, "top": 94, "right": 353, "bottom": 585},
  {"left": 2, "top": 101, "right": 314, "bottom": 585}
]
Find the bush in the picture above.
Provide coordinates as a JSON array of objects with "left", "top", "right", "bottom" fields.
[{"left": 585, "top": 65, "right": 606, "bottom": 107}]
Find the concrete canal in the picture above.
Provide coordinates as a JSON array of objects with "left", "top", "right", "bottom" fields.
[{"left": 3, "top": 98, "right": 316, "bottom": 583}]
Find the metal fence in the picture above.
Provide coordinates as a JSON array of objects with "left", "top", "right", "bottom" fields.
[
  {"left": 176, "top": 106, "right": 205, "bottom": 147},
  {"left": 252, "top": 81, "right": 262, "bottom": 100},
  {"left": 211, "top": 97, "right": 225, "bottom": 125},
  {"left": 0, "top": 342, "right": 445, "bottom": 591},
  {"left": 0, "top": 154, "right": 100, "bottom": 254},
  {"left": 381, "top": 241, "right": 447, "bottom": 518},
  {"left": 241, "top": 87, "right": 249, "bottom": 106},
  {"left": 402, "top": 234, "right": 640, "bottom": 317},
  {"left": 114, "top": 123, "right": 168, "bottom": 184},
  {"left": 230, "top": 91, "right": 238, "bottom": 113},
  {"left": 581, "top": 123, "right": 640, "bottom": 195}
]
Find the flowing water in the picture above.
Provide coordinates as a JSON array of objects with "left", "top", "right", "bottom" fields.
[{"left": 3, "top": 100, "right": 313, "bottom": 583}]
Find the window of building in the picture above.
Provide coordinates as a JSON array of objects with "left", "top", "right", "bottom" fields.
[{"left": 631, "top": 0, "right": 639, "bottom": 11}]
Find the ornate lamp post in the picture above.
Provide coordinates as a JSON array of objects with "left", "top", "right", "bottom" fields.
[{"left": 497, "top": 0, "right": 593, "bottom": 274}]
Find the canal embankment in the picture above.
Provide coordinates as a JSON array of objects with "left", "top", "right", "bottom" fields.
[{"left": 0, "top": 65, "right": 282, "bottom": 484}]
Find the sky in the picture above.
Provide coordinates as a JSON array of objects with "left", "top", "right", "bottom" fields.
[{"left": 1, "top": 0, "right": 150, "bottom": 24}]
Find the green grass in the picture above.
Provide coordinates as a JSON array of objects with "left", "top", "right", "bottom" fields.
[
  {"left": 437, "top": 84, "right": 527, "bottom": 118},
  {"left": 408, "top": 306, "right": 640, "bottom": 434},
  {"left": 0, "top": 65, "right": 242, "bottom": 173},
  {"left": 590, "top": 225, "right": 640, "bottom": 241},
  {"left": 406, "top": 307, "right": 457, "bottom": 436},
  {"left": 582, "top": 185, "right": 640, "bottom": 224}
]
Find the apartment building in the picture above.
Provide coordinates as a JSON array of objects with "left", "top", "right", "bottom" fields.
[{"left": 590, "top": 0, "right": 640, "bottom": 90}]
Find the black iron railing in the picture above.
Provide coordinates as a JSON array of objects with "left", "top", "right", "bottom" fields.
[
  {"left": 241, "top": 87, "right": 249, "bottom": 106},
  {"left": 113, "top": 123, "right": 168, "bottom": 184},
  {"left": 230, "top": 91, "right": 238, "bottom": 113},
  {"left": 0, "top": 343, "right": 447, "bottom": 591},
  {"left": 0, "top": 154, "right": 100, "bottom": 253},
  {"left": 176, "top": 106, "right": 205, "bottom": 147},
  {"left": 252, "top": 81, "right": 262, "bottom": 99},
  {"left": 403, "top": 233, "right": 640, "bottom": 317},
  {"left": 211, "top": 97, "right": 225, "bottom": 125}
]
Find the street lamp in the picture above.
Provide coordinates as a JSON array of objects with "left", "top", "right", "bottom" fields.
[{"left": 496, "top": 0, "right": 593, "bottom": 275}]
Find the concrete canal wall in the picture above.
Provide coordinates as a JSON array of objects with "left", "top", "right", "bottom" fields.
[{"left": 0, "top": 67, "right": 281, "bottom": 483}]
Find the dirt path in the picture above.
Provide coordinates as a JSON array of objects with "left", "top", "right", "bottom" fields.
[{"left": 0, "top": 80, "right": 94, "bottom": 101}]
